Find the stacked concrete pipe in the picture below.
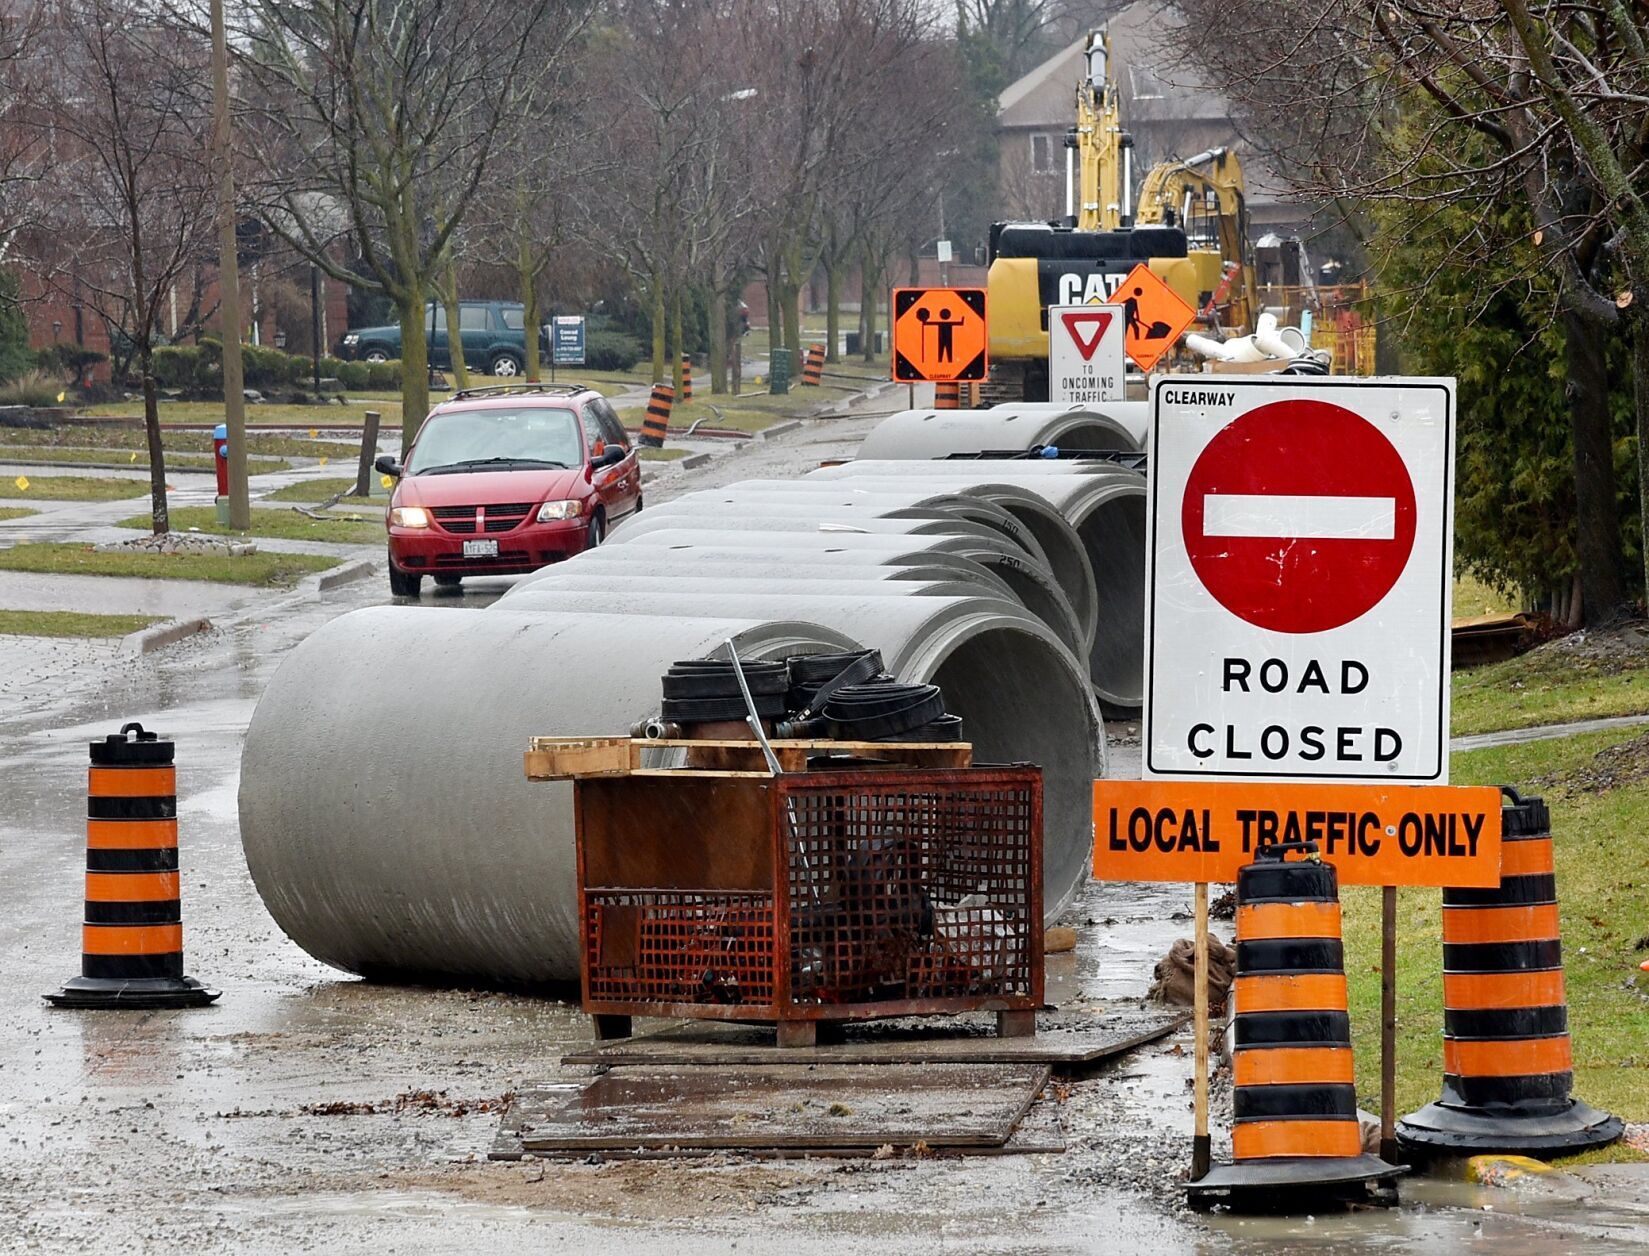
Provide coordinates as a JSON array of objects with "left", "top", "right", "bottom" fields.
[
  {"left": 806, "top": 462, "right": 1147, "bottom": 710},
  {"left": 856, "top": 404, "right": 1144, "bottom": 459}
]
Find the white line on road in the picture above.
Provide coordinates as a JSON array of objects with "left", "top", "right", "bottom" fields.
[{"left": 1202, "top": 493, "right": 1396, "bottom": 540}]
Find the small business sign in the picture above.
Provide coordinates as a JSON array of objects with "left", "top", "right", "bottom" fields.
[
  {"left": 1049, "top": 302, "right": 1125, "bottom": 403},
  {"left": 1144, "top": 376, "right": 1456, "bottom": 783},
  {"left": 552, "top": 315, "right": 586, "bottom": 366}
]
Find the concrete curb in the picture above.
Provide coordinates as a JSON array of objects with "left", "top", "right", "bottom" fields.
[
  {"left": 312, "top": 558, "right": 376, "bottom": 592},
  {"left": 680, "top": 452, "right": 713, "bottom": 469},
  {"left": 758, "top": 420, "right": 803, "bottom": 441},
  {"left": 120, "top": 616, "right": 211, "bottom": 658}
]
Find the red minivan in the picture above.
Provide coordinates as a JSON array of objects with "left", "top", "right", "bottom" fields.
[{"left": 377, "top": 385, "right": 642, "bottom": 597}]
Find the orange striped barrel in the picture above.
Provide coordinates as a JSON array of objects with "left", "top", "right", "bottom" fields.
[
  {"left": 680, "top": 354, "right": 693, "bottom": 403},
  {"left": 639, "top": 384, "right": 674, "bottom": 448},
  {"left": 1397, "top": 788, "right": 1621, "bottom": 1155},
  {"left": 45, "top": 723, "right": 216, "bottom": 1008},
  {"left": 934, "top": 382, "right": 961, "bottom": 409},
  {"left": 1230, "top": 844, "right": 1362, "bottom": 1162},
  {"left": 801, "top": 344, "right": 825, "bottom": 386}
]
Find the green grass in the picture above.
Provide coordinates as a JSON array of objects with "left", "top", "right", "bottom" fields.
[
  {"left": 0, "top": 507, "right": 35, "bottom": 521},
  {"left": 1343, "top": 726, "right": 1649, "bottom": 1155},
  {"left": 1453, "top": 634, "right": 1649, "bottom": 736},
  {"left": 1455, "top": 572, "right": 1523, "bottom": 618},
  {"left": 637, "top": 447, "right": 688, "bottom": 462},
  {"left": 0, "top": 609, "right": 161, "bottom": 637},
  {"left": 1, "top": 475, "right": 153, "bottom": 501},
  {"left": 0, "top": 541, "right": 337, "bottom": 586},
  {"left": 118, "top": 506, "right": 383, "bottom": 546},
  {"left": 260, "top": 477, "right": 378, "bottom": 504},
  {"left": 0, "top": 444, "right": 290, "bottom": 472},
  {"left": 79, "top": 396, "right": 403, "bottom": 428}
]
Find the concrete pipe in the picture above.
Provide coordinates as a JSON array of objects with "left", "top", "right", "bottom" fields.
[
  {"left": 507, "top": 550, "right": 1024, "bottom": 606},
  {"left": 610, "top": 504, "right": 1024, "bottom": 554},
  {"left": 857, "top": 406, "right": 1140, "bottom": 460},
  {"left": 498, "top": 573, "right": 1003, "bottom": 605},
  {"left": 490, "top": 591, "right": 1104, "bottom": 919},
  {"left": 604, "top": 529, "right": 1087, "bottom": 662},
  {"left": 808, "top": 459, "right": 1133, "bottom": 480},
  {"left": 691, "top": 480, "right": 1098, "bottom": 656},
  {"left": 239, "top": 609, "right": 861, "bottom": 986},
  {"left": 1006, "top": 401, "right": 1150, "bottom": 449}
]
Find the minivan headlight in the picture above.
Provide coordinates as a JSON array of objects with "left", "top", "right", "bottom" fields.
[
  {"left": 537, "top": 499, "right": 584, "bottom": 522},
  {"left": 390, "top": 506, "right": 429, "bottom": 528}
]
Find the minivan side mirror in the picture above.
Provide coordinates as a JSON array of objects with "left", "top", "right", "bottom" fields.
[
  {"left": 592, "top": 445, "right": 625, "bottom": 468},
  {"left": 374, "top": 454, "right": 404, "bottom": 478}
]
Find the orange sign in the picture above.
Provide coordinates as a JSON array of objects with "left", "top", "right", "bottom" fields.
[
  {"left": 892, "top": 287, "right": 988, "bottom": 382},
  {"left": 1114, "top": 263, "right": 1196, "bottom": 371},
  {"left": 1093, "top": 780, "right": 1503, "bottom": 887}
]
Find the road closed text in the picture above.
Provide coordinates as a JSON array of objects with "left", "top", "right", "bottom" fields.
[
  {"left": 1092, "top": 780, "right": 1503, "bottom": 887},
  {"left": 1182, "top": 655, "right": 1401, "bottom": 766}
]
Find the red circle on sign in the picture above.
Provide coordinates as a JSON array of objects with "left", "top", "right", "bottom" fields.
[{"left": 1181, "top": 398, "right": 1416, "bottom": 634}]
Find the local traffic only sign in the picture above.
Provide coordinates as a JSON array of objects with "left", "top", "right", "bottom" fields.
[
  {"left": 891, "top": 287, "right": 988, "bottom": 383},
  {"left": 1143, "top": 376, "right": 1456, "bottom": 783},
  {"left": 1049, "top": 303, "right": 1125, "bottom": 403}
]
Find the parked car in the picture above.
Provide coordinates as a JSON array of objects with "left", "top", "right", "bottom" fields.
[
  {"left": 376, "top": 384, "right": 642, "bottom": 597},
  {"left": 338, "top": 299, "right": 550, "bottom": 377}
]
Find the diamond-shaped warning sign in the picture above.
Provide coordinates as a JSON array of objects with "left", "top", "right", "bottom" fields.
[
  {"left": 892, "top": 287, "right": 987, "bottom": 382},
  {"left": 1115, "top": 264, "right": 1196, "bottom": 372}
]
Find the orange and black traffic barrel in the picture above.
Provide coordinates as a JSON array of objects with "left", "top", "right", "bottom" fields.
[
  {"left": 1189, "top": 841, "right": 1401, "bottom": 1209},
  {"left": 679, "top": 353, "right": 693, "bottom": 403},
  {"left": 934, "top": 382, "right": 961, "bottom": 409},
  {"left": 801, "top": 344, "right": 825, "bottom": 386},
  {"left": 639, "top": 383, "right": 674, "bottom": 448},
  {"left": 45, "top": 723, "right": 217, "bottom": 1009},
  {"left": 1396, "top": 788, "right": 1621, "bottom": 1156}
]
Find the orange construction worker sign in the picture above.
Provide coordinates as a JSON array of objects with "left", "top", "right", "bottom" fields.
[
  {"left": 1115, "top": 263, "right": 1196, "bottom": 372},
  {"left": 892, "top": 287, "right": 988, "bottom": 383}
]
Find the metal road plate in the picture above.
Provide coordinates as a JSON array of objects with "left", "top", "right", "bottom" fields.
[
  {"left": 562, "top": 1004, "right": 1187, "bottom": 1070},
  {"left": 511, "top": 1062, "right": 1047, "bottom": 1152},
  {"left": 463, "top": 539, "right": 498, "bottom": 558}
]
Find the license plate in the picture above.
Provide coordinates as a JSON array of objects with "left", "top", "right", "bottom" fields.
[{"left": 462, "top": 539, "right": 498, "bottom": 559}]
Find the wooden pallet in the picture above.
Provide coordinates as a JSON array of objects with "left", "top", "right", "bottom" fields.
[{"left": 524, "top": 735, "right": 973, "bottom": 781}]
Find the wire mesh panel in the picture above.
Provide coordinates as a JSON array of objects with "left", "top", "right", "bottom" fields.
[
  {"left": 585, "top": 891, "right": 777, "bottom": 1007},
  {"left": 782, "top": 771, "right": 1041, "bottom": 1007}
]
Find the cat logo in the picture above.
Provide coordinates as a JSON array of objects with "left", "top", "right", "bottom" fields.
[{"left": 1055, "top": 271, "right": 1127, "bottom": 305}]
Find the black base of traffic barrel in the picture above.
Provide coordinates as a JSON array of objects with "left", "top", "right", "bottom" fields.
[
  {"left": 1395, "top": 1098, "right": 1622, "bottom": 1157},
  {"left": 45, "top": 974, "right": 219, "bottom": 1009},
  {"left": 1188, "top": 1154, "right": 1405, "bottom": 1212}
]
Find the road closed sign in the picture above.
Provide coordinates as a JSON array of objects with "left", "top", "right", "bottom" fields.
[
  {"left": 1049, "top": 303, "right": 1125, "bottom": 403},
  {"left": 1144, "top": 376, "right": 1456, "bottom": 782}
]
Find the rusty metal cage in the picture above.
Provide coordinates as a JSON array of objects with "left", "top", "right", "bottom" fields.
[{"left": 577, "top": 767, "right": 1043, "bottom": 1033}]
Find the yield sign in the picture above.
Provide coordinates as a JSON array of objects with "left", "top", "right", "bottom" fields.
[
  {"left": 1061, "top": 309, "right": 1114, "bottom": 359},
  {"left": 1115, "top": 263, "right": 1196, "bottom": 371},
  {"left": 1183, "top": 398, "right": 1417, "bottom": 634}
]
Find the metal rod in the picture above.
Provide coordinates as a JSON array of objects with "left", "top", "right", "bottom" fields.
[
  {"left": 1192, "top": 881, "right": 1211, "bottom": 1179},
  {"left": 722, "top": 638, "right": 782, "bottom": 777},
  {"left": 1380, "top": 885, "right": 1399, "bottom": 1163}
]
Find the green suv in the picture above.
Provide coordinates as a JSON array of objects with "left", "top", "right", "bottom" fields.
[{"left": 338, "top": 300, "right": 550, "bottom": 377}]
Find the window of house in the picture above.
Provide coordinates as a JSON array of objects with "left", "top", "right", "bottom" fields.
[
  {"left": 1031, "top": 133, "right": 1052, "bottom": 172},
  {"left": 1130, "top": 65, "right": 1165, "bottom": 100}
]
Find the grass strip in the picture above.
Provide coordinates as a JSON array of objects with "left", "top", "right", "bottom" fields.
[
  {"left": 0, "top": 507, "right": 36, "bottom": 521},
  {"left": 119, "top": 506, "right": 383, "bottom": 546},
  {"left": 0, "top": 609, "right": 161, "bottom": 637},
  {"left": 0, "top": 475, "right": 153, "bottom": 501},
  {"left": 0, "top": 445, "right": 291, "bottom": 473},
  {"left": 260, "top": 477, "right": 377, "bottom": 504},
  {"left": 0, "top": 541, "right": 336, "bottom": 586},
  {"left": 1453, "top": 638, "right": 1649, "bottom": 736}
]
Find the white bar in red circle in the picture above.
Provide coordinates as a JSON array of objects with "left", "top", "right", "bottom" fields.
[{"left": 1202, "top": 494, "right": 1396, "bottom": 540}]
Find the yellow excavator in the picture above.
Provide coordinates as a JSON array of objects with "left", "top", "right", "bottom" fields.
[
  {"left": 983, "top": 29, "right": 1254, "bottom": 402},
  {"left": 1135, "top": 147, "right": 1256, "bottom": 333}
]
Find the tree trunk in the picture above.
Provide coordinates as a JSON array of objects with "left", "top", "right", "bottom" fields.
[
  {"left": 1636, "top": 310, "right": 1649, "bottom": 609},
  {"left": 650, "top": 281, "right": 666, "bottom": 383},
  {"left": 765, "top": 276, "right": 780, "bottom": 370},
  {"left": 397, "top": 292, "right": 431, "bottom": 445},
  {"left": 670, "top": 285, "right": 685, "bottom": 399},
  {"left": 862, "top": 243, "right": 879, "bottom": 363},
  {"left": 709, "top": 287, "right": 727, "bottom": 394},
  {"left": 141, "top": 348, "right": 168, "bottom": 535},
  {"left": 1565, "top": 306, "right": 1625, "bottom": 623},
  {"left": 825, "top": 261, "right": 841, "bottom": 363},
  {"left": 440, "top": 264, "right": 469, "bottom": 390},
  {"left": 521, "top": 249, "right": 541, "bottom": 382}
]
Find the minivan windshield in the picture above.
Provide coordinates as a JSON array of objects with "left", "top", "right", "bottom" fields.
[{"left": 406, "top": 407, "right": 583, "bottom": 474}]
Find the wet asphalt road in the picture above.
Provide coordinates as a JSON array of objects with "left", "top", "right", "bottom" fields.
[{"left": 4, "top": 404, "right": 1649, "bottom": 1252}]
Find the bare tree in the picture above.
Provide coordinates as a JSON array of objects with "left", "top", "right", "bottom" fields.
[
  {"left": 232, "top": 0, "right": 592, "bottom": 443},
  {"left": 27, "top": 0, "right": 217, "bottom": 534}
]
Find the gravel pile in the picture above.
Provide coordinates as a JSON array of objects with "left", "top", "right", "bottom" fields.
[{"left": 96, "top": 532, "right": 256, "bottom": 557}]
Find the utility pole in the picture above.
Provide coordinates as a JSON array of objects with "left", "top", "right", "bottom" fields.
[{"left": 211, "top": 0, "right": 250, "bottom": 530}]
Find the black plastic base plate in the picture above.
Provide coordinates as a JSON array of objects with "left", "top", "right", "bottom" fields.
[
  {"left": 1396, "top": 1099, "right": 1623, "bottom": 1157},
  {"left": 44, "top": 975, "right": 220, "bottom": 1009},
  {"left": 1188, "top": 1155, "right": 1406, "bottom": 1212}
]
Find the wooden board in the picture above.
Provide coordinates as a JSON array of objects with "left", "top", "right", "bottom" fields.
[
  {"left": 562, "top": 1004, "right": 1187, "bottom": 1072},
  {"left": 491, "top": 1093, "right": 1067, "bottom": 1162},
  {"left": 525, "top": 736, "right": 972, "bottom": 781},
  {"left": 509, "top": 1063, "right": 1047, "bottom": 1153}
]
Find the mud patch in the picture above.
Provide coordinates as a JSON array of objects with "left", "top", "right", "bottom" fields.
[{"left": 1529, "top": 728, "right": 1649, "bottom": 796}]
